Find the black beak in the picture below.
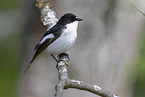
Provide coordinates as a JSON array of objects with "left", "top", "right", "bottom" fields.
[{"left": 76, "top": 17, "right": 83, "bottom": 21}]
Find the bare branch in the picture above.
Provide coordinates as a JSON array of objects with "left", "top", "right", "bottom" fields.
[
  {"left": 54, "top": 54, "right": 69, "bottom": 97},
  {"left": 65, "top": 79, "right": 118, "bottom": 97},
  {"left": 55, "top": 54, "right": 119, "bottom": 97}
]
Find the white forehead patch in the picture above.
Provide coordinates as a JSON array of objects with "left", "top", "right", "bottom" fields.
[{"left": 40, "top": 34, "right": 54, "bottom": 44}]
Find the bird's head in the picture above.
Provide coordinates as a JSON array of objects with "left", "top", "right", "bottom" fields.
[{"left": 57, "top": 13, "right": 83, "bottom": 25}]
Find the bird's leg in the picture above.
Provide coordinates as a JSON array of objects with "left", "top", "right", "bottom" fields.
[{"left": 51, "top": 54, "right": 58, "bottom": 62}]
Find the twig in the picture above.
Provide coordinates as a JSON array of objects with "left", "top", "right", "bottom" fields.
[
  {"left": 131, "top": 4, "right": 145, "bottom": 17},
  {"left": 55, "top": 54, "right": 119, "bottom": 97},
  {"left": 65, "top": 79, "right": 118, "bottom": 97}
]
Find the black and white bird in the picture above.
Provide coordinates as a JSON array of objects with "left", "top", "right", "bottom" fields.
[{"left": 24, "top": 13, "right": 83, "bottom": 73}]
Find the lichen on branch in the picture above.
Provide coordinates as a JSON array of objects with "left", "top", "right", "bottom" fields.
[{"left": 36, "top": 0, "right": 58, "bottom": 29}]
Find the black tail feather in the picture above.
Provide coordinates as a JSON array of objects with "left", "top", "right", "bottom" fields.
[{"left": 24, "top": 56, "right": 36, "bottom": 73}]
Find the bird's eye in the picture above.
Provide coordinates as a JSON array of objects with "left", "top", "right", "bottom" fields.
[
  {"left": 76, "top": 17, "right": 83, "bottom": 21},
  {"left": 76, "top": 17, "right": 79, "bottom": 20}
]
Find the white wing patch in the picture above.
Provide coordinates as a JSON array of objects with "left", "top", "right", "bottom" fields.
[{"left": 40, "top": 34, "right": 54, "bottom": 44}]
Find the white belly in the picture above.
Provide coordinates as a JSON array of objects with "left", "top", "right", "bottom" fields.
[{"left": 46, "top": 21, "right": 78, "bottom": 55}]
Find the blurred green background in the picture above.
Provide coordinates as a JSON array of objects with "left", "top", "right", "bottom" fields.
[
  {"left": 0, "top": 0, "right": 145, "bottom": 97},
  {"left": 0, "top": 0, "right": 18, "bottom": 10},
  {"left": 133, "top": 26, "right": 145, "bottom": 97},
  {"left": 0, "top": 0, "right": 21, "bottom": 97}
]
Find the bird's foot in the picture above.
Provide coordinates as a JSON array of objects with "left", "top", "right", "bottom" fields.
[
  {"left": 56, "top": 52, "right": 70, "bottom": 68},
  {"left": 58, "top": 52, "right": 70, "bottom": 60}
]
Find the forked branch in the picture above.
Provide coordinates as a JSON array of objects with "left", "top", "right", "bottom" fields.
[{"left": 55, "top": 54, "right": 119, "bottom": 97}]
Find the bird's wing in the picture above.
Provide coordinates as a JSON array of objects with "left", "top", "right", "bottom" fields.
[
  {"left": 30, "top": 32, "right": 62, "bottom": 64},
  {"left": 24, "top": 25, "right": 66, "bottom": 73}
]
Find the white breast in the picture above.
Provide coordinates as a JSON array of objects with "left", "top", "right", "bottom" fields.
[{"left": 46, "top": 21, "right": 79, "bottom": 55}]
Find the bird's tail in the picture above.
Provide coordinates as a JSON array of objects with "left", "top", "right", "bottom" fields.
[
  {"left": 24, "top": 63, "right": 32, "bottom": 73},
  {"left": 24, "top": 56, "right": 36, "bottom": 73},
  {"left": 24, "top": 50, "right": 39, "bottom": 73}
]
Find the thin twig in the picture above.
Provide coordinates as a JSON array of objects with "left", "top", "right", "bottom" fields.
[
  {"left": 65, "top": 79, "right": 118, "bottom": 97},
  {"left": 131, "top": 4, "right": 145, "bottom": 17}
]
